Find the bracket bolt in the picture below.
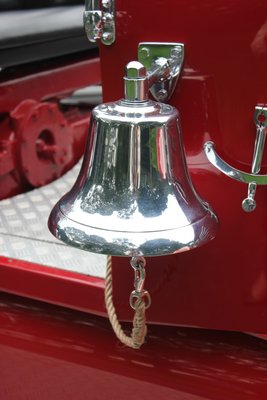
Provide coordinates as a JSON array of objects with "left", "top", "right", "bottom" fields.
[
  {"left": 157, "top": 89, "right": 168, "bottom": 101},
  {"left": 170, "top": 46, "right": 182, "bottom": 59},
  {"left": 242, "top": 197, "right": 256, "bottom": 212},
  {"left": 139, "top": 47, "right": 150, "bottom": 60},
  {"left": 102, "top": 32, "right": 113, "bottom": 42},
  {"left": 102, "top": 0, "right": 111, "bottom": 8}
]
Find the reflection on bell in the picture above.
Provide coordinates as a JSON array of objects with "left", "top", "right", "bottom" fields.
[{"left": 48, "top": 61, "right": 218, "bottom": 257}]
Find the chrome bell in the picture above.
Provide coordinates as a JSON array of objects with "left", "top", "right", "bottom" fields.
[{"left": 48, "top": 58, "right": 218, "bottom": 257}]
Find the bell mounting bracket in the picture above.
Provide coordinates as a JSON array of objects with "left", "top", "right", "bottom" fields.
[{"left": 137, "top": 42, "right": 184, "bottom": 102}]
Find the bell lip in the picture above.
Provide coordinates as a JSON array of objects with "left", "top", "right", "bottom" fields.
[{"left": 48, "top": 203, "right": 219, "bottom": 257}]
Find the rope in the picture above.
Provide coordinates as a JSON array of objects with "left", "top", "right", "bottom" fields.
[{"left": 105, "top": 256, "right": 147, "bottom": 349}]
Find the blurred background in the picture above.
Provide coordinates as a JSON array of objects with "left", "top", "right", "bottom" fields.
[{"left": 0, "top": 0, "right": 83, "bottom": 10}]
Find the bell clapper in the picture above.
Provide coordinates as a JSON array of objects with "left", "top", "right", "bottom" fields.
[{"left": 105, "top": 256, "right": 151, "bottom": 349}]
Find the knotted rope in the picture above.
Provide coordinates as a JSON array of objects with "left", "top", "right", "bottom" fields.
[{"left": 105, "top": 256, "right": 148, "bottom": 349}]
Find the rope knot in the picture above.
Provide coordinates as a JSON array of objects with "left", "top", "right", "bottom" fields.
[{"left": 105, "top": 256, "right": 149, "bottom": 349}]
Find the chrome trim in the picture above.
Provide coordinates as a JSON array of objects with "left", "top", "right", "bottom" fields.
[
  {"left": 204, "top": 141, "right": 267, "bottom": 185},
  {"left": 138, "top": 42, "right": 184, "bottom": 102},
  {"left": 242, "top": 106, "right": 267, "bottom": 211},
  {"left": 123, "top": 61, "right": 148, "bottom": 101},
  {"left": 204, "top": 106, "right": 267, "bottom": 212},
  {"left": 84, "top": 0, "right": 115, "bottom": 45}
]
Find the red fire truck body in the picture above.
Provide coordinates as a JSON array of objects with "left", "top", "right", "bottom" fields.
[{"left": 0, "top": 1, "right": 267, "bottom": 398}]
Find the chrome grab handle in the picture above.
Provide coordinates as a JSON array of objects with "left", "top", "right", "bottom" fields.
[
  {"left": 242, "top": 106, "right": 267, "bottom": 211},
  {"left": 204, "top": 141, "right": 267, "bottom": 184},
  {"left": 204, "top": 105, "right": 267, "bottom": 212}
]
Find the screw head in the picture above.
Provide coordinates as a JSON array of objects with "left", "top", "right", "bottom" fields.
[
  {"left": 242, "top": 197, "right": 256, "bottom": 212},
  {"left": 139, "top": 47, "right": 150, "bottom": 60},
  {"left": 157, "top": 89, "right": 168, "bottom": 101},
  {"left": 102, "top": 31, "right": 113, "bottom": 42},
  {"left": 102, "top": 0, "right": 111, "bottom": 8},
  {"left": 170, "top": 46, "right": 182, "bottom": 59}
]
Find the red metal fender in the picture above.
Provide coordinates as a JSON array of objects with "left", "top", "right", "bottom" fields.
[{"left": 1, "top": 292, "right": 267, "bottom": 400}]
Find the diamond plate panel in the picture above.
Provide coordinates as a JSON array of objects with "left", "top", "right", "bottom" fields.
[{"left": 0, "top": 161, "right": 106, "bottom": 278}]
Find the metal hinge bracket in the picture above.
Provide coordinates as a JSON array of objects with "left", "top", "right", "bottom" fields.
[
  {"left": 84, "top": 0, "right": 115, "bottom": 46},
  {"left": 138, "top": 42, "right": 185, "bottom": 102}
]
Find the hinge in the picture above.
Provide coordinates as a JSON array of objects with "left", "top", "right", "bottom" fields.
[{"left": 84, "top": 0, "right": 115, "bottom": 46}]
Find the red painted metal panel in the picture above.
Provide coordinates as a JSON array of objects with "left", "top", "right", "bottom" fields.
[
  {"left": 1, "top": 1, "right": 267, "bottom": 335},
  {"left": 1, "top": 292, "right": 267, "bottom": 400},
  {"left": 97, "top": 0, "right": 267, "bottom": 331},
  {"left": 0, "top": 54, "right": 100, "bottom": 112},
  {"left": 0, "top": 256, "right": 106, "bottom": 317}
]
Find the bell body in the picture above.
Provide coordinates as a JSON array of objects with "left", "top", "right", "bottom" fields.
[{"left": 48, "top": 99, "right": 218, "bottom": 256}]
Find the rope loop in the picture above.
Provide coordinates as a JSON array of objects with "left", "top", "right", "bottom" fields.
[{"left": 104, "top": 255, "right": 149, "bottom": 349}]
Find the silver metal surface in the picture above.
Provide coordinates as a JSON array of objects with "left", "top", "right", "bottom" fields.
[
  {"left": 124, "top": 43, "right": 184, "bottom": 103},
  {"left": 129, "top": 256, "right": 151, "bottom": 310},
  {"left": 204, "top": 106, "right": 267, "bottom": 211},
  {"left": 60, "top": 84, "right": 103, "bottom": 106},
  {"left": 242, "top": 106, "right": 267, "bottom": 212},
  {"left": 123, "top": 61, "right": 148, "bottom": 101},
  {"left": 84, "top": 0, "right": 115, "bottom": 45},
  {"left": 0, "top": 162, "right": 106, "bottom": 278},
  {"left": 204, "top": 141, "right": 267, "bottom": 185},
  {"left": 138, "top": 42, "right": 184, "bottom": 102},
  {"left": 49, "top": 95, "right": 218, "bottom": 256}
]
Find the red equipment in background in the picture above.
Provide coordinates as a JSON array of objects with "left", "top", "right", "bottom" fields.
[{"left": 0, "top": 54, "right": 100, "bottom": 199}]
